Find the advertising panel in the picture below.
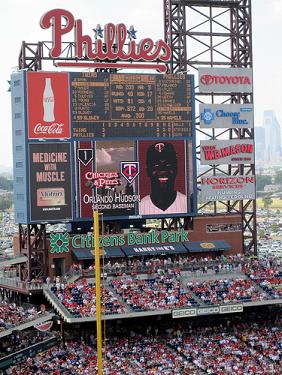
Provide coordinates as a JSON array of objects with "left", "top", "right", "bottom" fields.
[
  {"left": 29, "top": 143, "right": 73, "bottom": 222},
  {"left": 201, "top": 175, "right": 256, "bottom": 202},
  {"left": 200, "top": 140, "right": 254, "bottom": 165},
  {"left": 198, "top": 68, "right": 253, "bottom": 93},
  {"left": 199, "top": 104, "right": 253, "bottom": 128},
  {"left": 27, "top": 72, "right": 70, "bottom": 139},
  {"left": 70, "top": 72, "right": 193, "bottom": 138},
  {"left": 75, "top": 139, "right": 195, "bottom": 219}
]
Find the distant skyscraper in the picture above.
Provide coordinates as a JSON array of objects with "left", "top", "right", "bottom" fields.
[
  {"left": 263, "top": 110, "right": 281, "bottom": 163},
  {"left": 254, "top": 126, "right": 265, "bottom": 162}
]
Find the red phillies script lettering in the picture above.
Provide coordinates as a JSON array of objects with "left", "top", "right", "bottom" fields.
[
  {"left": 40, "top": 9, "right": 171, "bottom": 63},
  {"left": 200, "top": 75, "right": 251, "bottom": 85},
  {"left": 34, "top": 123, "right": 64, "bottom": 135}
]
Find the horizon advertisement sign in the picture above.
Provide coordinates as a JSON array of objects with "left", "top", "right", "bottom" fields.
[
  {"left": 198, "top": 68, "right": 253, "bottom": 93},
  {"left": 200, "top": 140, "right": 254, "bottom": 165},
  {"left": 201, "top": 175, "right": 256, "bottom": 202},
  {"left": 199, "top": 104, "right": 254, "bottom": 129}
]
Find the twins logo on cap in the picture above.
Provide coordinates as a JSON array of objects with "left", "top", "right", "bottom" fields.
[{"left": 155, "top": 143, "right": 165, "bottom": 152}]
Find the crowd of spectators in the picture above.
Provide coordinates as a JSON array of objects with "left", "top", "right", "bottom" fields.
[
  {"left": 7, "top": 338, "right": 196, "bottom": 375},
  {"left": 187, "top": 278, "right": 269, "bottom": 305},
  {"left": 0, "top": 329, "right": 51, "bottom": 358},
  {"left": 7, "top": 314, "right": 281, "bottom": 375},
  {"left": 110, "top": 272, "right": 199, "bottom": 312},
  {"left": 48, "top": 256, "right": 282, "bottom": 317},
  {"left": 170, "top": 328, "right": 280, "bottom": 374},
  {"left": 68, "top": 253, "right": 248, "bottom": 277},
  {"left": 51, "top": 278, "right": 126, "bottom": 317},
  {"left": 244, "top": 258, "right": 282, "bottom": 299},
  {"left": 0, "top": 301, "right": 42, "bottom": 332},
  {"left": 236, "top": 323, "right": 281, "bottom": 365}
]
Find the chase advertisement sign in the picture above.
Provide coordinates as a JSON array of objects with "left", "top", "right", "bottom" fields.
[{"left": 199, "top": 104, "right": 253, "bottom": 129}]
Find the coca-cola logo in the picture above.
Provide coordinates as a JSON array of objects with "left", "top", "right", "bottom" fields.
[
  {"left": 34, "top": 123, "right": 64, "bottom": 134},
  {"left": 200, "top": 75, "right": 251, "bottom": 86}
]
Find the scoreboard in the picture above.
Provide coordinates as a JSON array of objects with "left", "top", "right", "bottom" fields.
[
  {"left": 71, "top": 73, "right": 193, "bottom": 138},
  {"left": 11, "top": 71, "right": 196, "bottom": 223}
]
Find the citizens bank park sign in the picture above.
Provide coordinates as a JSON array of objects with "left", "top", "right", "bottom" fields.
[
  {"left": 201, "top": 175, "right": 256, "bottom": 202},
  {"left": 49, "top": 229, "right": 189, "bottom": 254},
  {"left": 40, "top": 9, "right": 171, "bottom": 72}
]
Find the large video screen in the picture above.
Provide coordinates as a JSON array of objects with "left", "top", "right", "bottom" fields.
[{"left": 75, "top": 139, "right": 195, "bottom": 219}]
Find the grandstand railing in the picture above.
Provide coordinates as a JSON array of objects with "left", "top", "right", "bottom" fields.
[
  {"left": 0, "top": 312, "right": 55, "bottom": 338},
  {"left": 42, "top": 278, "right": 282, "bottom": 323},
  {"left": 0, "top": 277, "right": 44, "bottom": 291},
  {"left": 0, "top": 334, "right": 58, "bottom": 370}
]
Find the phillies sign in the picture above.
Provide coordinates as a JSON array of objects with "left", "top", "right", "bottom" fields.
[
  {"left": 40, "top": 9, "right": 171, "bottom": 72},
  {"left": 198, "top": 68, "right": 253, "bottom": 93}
]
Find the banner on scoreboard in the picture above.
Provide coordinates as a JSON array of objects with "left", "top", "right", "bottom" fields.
[
  {"left": 200, "top": 140, "right": 254, "bottom": 165},
  {"left": 198, "top": 68, "right": 253, "bottom": 93},
  {"left": 199, "top": 104, "right": 254, "bottom": 128},
  {"left": 29, "top": 142, "right": 73, "bottom": 222},
  {"left": 201, "top": 175, "right": 256, "bottom": 202}
]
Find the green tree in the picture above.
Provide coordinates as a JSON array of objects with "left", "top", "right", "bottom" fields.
[
  {"left": 258, "top": 228, "right": 265, "bottom": 238},
  {"left": 270, "top": 224, "right": 279, "bottom": 233},
  {"left": 0, "top": 176, "right": 13, "bottom": 191},
  {"left": 256, "top": 175, "right": 271, "bottom": 191},
  {"left": 262, "top": 195, "right": 273, "bottom": 211},
  {"left": 0, "top": 196, "right": 12, "bottom": 210},
  {"left": 274, "top": 170, "right": 282, "bottom": 185}
]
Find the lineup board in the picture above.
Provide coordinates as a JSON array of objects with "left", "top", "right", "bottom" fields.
[{"left": 70, "top": 72, "right": 193, "bottom": 138}]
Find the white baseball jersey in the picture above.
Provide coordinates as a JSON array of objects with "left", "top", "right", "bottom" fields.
[{"left": 139, "top": 192, "right": 187, "bottom": 215}]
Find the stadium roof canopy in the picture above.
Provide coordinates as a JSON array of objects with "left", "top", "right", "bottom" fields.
[
  {"left": 72, "top": 247, "right": 124, "bottom": 260},
  {"left": 121, "top": 243, "right": 188, "bottom": 257},
  {"left": 183, "top": 240, "right": 231, "bottom": 253}
]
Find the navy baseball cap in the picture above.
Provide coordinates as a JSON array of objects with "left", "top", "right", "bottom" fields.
[{"left": 146, "top": 142, "right": 177, "bottom": 167}]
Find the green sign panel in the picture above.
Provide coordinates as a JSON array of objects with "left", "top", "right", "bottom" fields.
[{"left": 49, "top": 229, "right": 189, "bottom": 253}]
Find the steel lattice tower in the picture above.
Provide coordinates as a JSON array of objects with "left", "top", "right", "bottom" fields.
[{"left": 163, "top": 0, "right": 256, "bottom": 254}]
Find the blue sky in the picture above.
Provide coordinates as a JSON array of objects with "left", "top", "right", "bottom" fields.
[{"left": 0, "top": 0, "right": 281, "bottom": 167}]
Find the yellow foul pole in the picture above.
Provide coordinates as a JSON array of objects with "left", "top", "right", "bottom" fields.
[{"left": 94, "top": 210, "right": 102, "bottom": 374}]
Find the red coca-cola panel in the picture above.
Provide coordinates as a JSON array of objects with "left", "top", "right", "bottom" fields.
[{"left": 27, "top": 72, "right": 70, "bottom": 139}]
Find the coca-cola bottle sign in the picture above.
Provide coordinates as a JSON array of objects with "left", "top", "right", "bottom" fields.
[{"left": 27, "top": 72, "right": 70, "bottom": 139}]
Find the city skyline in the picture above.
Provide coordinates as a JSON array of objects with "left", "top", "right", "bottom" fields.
[
  {"left": 255, "top": 110, "right": 282, "bottom": 165},
  {"left": 0, "top": 0, "right": 282, "bottom": 168}
]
